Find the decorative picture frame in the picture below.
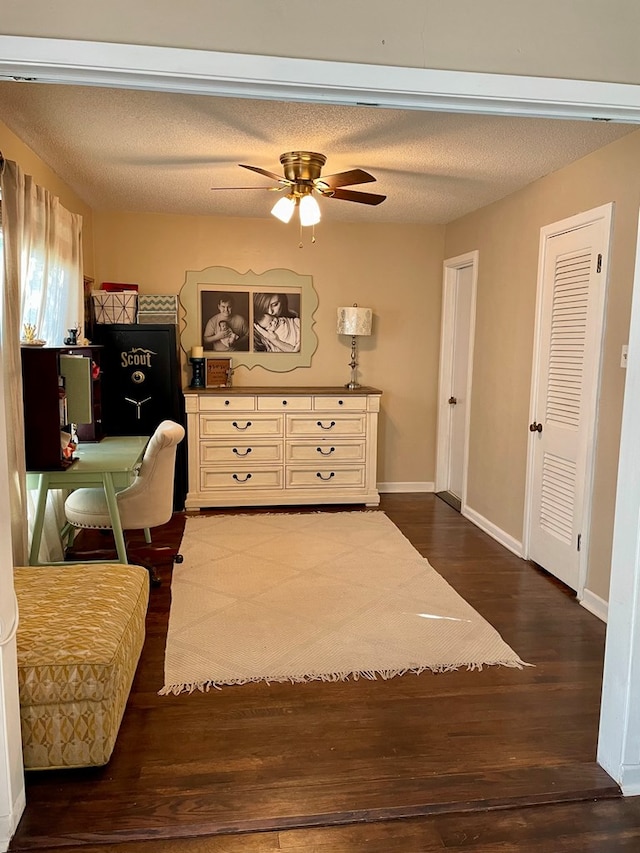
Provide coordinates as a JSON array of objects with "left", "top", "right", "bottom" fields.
[
  {"left": 206, "top": 357, "right": 233, "bottom": 388},
  {"left": 179, "top": 266, "right": 319, "bottom": 373}
]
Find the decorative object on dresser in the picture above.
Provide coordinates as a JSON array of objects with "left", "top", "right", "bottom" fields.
[
  {"left": 337, "top": 303, "right": 373, "bottom": 389},
  {"left": 160, "top": 511, "right": 528, "bottom": 694},
  {"left": 205, "top": 357, "right": 233, "bottom": 388},
  {"left": 179, "top": 266, "right": 318, "bottom": 374},
  {"left": 183, "top": 386, "right": 381, "bottom": 510},
  {"left": 189, "top": 346, "right": 206, "bottom": 389}
]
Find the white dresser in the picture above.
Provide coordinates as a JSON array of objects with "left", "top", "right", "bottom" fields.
[{"left": 183, "top": 386, "right": 382, "bottom": 510}]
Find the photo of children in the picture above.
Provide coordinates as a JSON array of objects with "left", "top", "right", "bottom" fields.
[
  {"left": 252, "top": 292, "right": 301, "bottom": 353},
  {"left": 201, "top": 291, "right": 249, "bottom": 352}
]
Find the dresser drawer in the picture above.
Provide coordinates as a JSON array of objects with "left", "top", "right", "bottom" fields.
[
  {"left": 286, "top": 414, "right": 366, "bottom": 437},
  {"left": 201, "top": 440, "right": 283, "bottom": 465},
  {"left": 199, "top": 396, "right": 256, "bottom": 412},
  {"left": 286, "top": 440, "right": 366, "bottom": 463},
  {"left": 286, "top": 466, "right": 365, "bottom": 488},
  {"left": 200, "top": 414, "right": 283, "bottom": 438},
  {"left": 313, "top": 395, "right": 366, "bottom": 411},
  {"left": 200, "top": 468, "right": 283, "bottom": 490},
  {"left": 258, "top": 396, "right": 312, "bottom": 411}
]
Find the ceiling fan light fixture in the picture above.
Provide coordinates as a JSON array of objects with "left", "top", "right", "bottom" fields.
[
  {"left": 299, "top": 193, "right": 321, "bottom": 227},
  {"left": 271, "top": 195, "right": 295, "bottom": 223}
]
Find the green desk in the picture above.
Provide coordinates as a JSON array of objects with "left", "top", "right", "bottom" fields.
[{"left": 27, "top": 435, "right": 149, "bottom": 566}]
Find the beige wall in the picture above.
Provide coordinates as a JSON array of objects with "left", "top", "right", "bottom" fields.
[
  {"left": 0, "top": 119, "right": 95, "bottom": 274},
  {"left": 3, "top": 1, "right": 640, "bottom": 84},
  {"left": 444, "top": 130, "right": 640, "bottom": 600},
  {"left": 92, "top": 212, "right": 445, "bottom": 485},
  {"left": 5, "top": 101, "right": 639, "bottom": 600}
]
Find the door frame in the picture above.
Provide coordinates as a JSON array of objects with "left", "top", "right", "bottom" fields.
[
  {"left": 435, "top": 251, "right": 478, "bottom": 509},
  {"left": 523, "top": 203, "right": 613, "bottom": 599},
  {"left": 1, "top": 38, "right": 640, "bottom": 837}
]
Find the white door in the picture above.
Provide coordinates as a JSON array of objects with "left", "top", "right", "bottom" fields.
[
  {"left": 526, "top": 205, "right": 612, "bottom": 592},
  {"left": 436, "top": 252, "right": 478, "bottom": 503}
]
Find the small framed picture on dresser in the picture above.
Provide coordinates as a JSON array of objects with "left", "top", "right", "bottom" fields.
[{"left": 206, "top": 357, "right": 233, "bottom": 388}]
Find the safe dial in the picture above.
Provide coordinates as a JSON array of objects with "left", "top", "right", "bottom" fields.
[{"left": 131, "top": 370, "right": 146, "bottom": 384}]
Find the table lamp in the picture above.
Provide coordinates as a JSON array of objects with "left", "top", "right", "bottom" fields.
[{"left": 336, "top": 304, "right": 373, "bottom": 389}]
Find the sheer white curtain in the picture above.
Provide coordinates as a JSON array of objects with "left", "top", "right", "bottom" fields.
[{"left": 1, "top": 157, "right": 84, "bottom": 563}]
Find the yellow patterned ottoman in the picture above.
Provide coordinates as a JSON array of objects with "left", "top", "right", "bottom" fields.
[{"left": 14, "top": 563, "right": 149, "bottom": 770}]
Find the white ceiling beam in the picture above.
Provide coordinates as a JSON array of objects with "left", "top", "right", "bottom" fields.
[{"left": 2, "top": 36, "right": 640, "bottom": 122}]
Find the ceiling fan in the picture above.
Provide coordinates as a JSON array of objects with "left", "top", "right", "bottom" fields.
[{"left": 211, "top": 151, "right": 386, "bottom": 227}]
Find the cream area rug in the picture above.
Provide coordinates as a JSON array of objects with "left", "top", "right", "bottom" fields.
[{"left": 160, "top": 511, "right": 529, "bottom": 694}]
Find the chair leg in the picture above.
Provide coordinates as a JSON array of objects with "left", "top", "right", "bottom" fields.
[
  {"left": 141, "top": 561, "right": 162, "bottom": 588},
  {"left": 61, "top": 522, "right": 75, "bottom": 549}
]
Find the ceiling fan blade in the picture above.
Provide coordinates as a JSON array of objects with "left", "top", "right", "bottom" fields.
[
  {"left": 329, "top": 187, "right": 387, "bottom": 205},
  {"left": 239, "top": 163, "right": 289, "bottom": 183},
  {"left": 319, "top": 169, "right": 377, "bottom": 189},
  {"left": 211, "top": 186, "right": 282, "bottom": 191}
]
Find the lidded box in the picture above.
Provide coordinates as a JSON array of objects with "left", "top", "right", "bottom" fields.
[
  {"left": 137, "top": 294, "right": 178, "bottom": 325},
  {"left": 91, "top": 291, "right": 138, "bottom": 324}
]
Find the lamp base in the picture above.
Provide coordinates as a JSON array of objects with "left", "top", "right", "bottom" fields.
[{"left": 344, "top": 337, "right": 361, "bottom": 389}]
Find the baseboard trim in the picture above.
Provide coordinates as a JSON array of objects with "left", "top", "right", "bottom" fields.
[
  {"left": 378, "top": 482, "right": 435, "bottom": 493},
  {"left": 580, "top": 589, "right": 608, "bottom": 623},
  {"left": 620, "top": 764, "right": 640, "bottom": 796},
  {"left": 436, "top": 491, "right": 462, "bottom": 512},
  {"left": 462, "top": 505, "right": 524, "bottom": 557},
  {"left": 0, "top": 787, "right": 26, "bottom": 853}
]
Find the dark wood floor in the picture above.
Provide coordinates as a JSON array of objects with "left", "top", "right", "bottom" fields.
[{"left": 12, "top": 494, "right": 640, "bottom": 852}]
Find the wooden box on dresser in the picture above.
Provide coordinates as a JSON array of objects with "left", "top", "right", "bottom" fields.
[{"left": 183, "top": 386, "right": 382, "bottom": 509}]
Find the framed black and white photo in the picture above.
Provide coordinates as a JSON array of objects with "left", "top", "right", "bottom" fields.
[
  {"left": 252, "top": 291, "right": 301, "bottom": 354},
  {"left": 200, "top": 290, "right": 250, "bottom": 353},
  {"left": 179, "top": 266, "right": 318, "bottom": 373}
]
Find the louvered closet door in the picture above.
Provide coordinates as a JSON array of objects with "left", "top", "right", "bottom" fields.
[{"left": 528, "top": 214, "right": 610, "bottom": 591}]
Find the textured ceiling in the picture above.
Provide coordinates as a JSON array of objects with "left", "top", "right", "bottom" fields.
[{"left": 0, "top": 82, "right": 635, "bottom": 225}]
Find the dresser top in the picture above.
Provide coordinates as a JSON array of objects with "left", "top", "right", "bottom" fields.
[{"left": 183, "top": 385, "right": 382, "bottom": 396}]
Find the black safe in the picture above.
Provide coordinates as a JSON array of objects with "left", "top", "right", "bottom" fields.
[{"left": 92, "top": 324, "right": 186, "bottom": 509}]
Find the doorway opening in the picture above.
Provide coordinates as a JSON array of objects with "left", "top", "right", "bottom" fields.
[{"left": 435, "top": 251, "right": 478, "bottom": 514}]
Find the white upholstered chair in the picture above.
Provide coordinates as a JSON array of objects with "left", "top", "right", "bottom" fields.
[{"left": 64, "top": 420, "right": 185, "bottom": 583}]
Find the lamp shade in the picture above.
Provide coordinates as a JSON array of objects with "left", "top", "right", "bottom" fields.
[
  {"left": 299, "top": 194, "right": 321, "bottom": 226},
  {"left": 271, "top": 195, "right": 295, "bottom": 223},
  {"left": 337, "top": 305, "right": 373, "bottom": 337}
]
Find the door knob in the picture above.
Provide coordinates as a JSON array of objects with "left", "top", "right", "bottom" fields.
[
  {"left": 448, "top": 396, "right": 457, "bottom": 405},
  {"left": 529, "top": 421, "right": 543, "bottom": 433}
]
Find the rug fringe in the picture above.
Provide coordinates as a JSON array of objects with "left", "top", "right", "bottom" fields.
[{"left": 159, "top": 658, "right": 533, "bottom": 695}]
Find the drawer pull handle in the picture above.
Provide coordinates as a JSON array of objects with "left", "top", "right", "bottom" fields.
[
  {"left": 232, "top": 473, "right": 252, "bottom": 483},
  {"left": 232, "top": 421, "right": 252, "bottom": 430},
  {"left": 224, "top": 400, "right": 230, "bottom": 406},
  {"left": 317, "top": 420, "right": 336, "bottom": 430},
  {"left": 282, "top": 400, "right": 288, "bottom": 406},
  {"left": 338, "top": 400, "right": 344, "bottom": 405},
  {"left": 316, "top": 472, "right": 335, "bottom": 481},
  {"left": 232, "top": 447, "right": 252, "bottom": 457},
  {"left": 317, "top": 446, "right": 335, "bottom": 455}
]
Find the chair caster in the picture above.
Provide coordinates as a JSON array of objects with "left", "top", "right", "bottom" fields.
[{"left": 174, "top": 554, "right": 184, "bottom": 564}]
